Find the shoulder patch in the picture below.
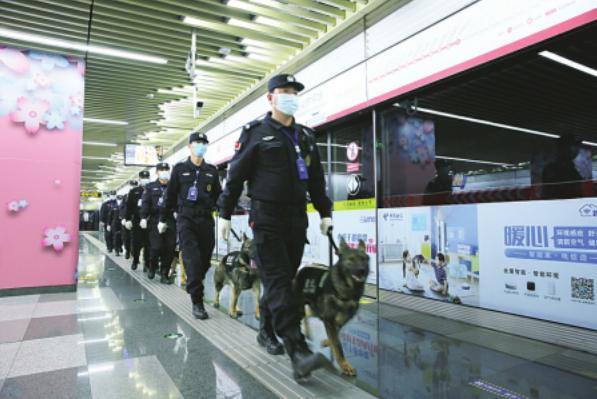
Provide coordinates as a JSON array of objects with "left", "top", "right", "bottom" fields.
[{"left": 243, "top": 119, "right": 261, "bottom": 131}]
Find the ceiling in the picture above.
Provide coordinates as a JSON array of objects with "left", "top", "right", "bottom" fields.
[{"left": 0, "top": 0, "right": 376, "bottom": 191}]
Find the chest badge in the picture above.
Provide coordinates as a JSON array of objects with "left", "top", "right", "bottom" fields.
[
  {"left": 305, "top": 155, "right": 311, "bottom": 167},
  {"left": 206, "top": 184, "right": 212, "bottom": 192},
  {"left": 262, "top": 136, "right": 275, "bottom": 141}
]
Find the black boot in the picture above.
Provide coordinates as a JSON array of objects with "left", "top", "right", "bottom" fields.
[
  {"left": 131, "top": 262, "right": 138, "bottom": 271},
  {"left": 257, "top": 317, "right": 284, "bottom": 355},
  {"left": 192, "top": 302, "right": 209, "bottom": 320},
  {"left": 160, "top": 273, "right": 173, "bottom": 285},
  {"left": 148, "top": 267, "right": 156, "bottom": 280},
  {"left": 125, "top": 251, "right": 130, "bottom": 260},
  {"left": 282, "top": 328, "right": 333, "bottom": 382}
]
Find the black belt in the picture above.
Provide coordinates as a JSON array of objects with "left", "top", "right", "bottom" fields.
[{"left": 179, "top": 206, "right": 212, "bottom": 217}]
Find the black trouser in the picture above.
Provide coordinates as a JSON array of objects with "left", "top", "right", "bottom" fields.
[
  {"left": 104, "top": 228, "right": 113, "bottom": 251},
  {"left": 149, "top": 219, "right": 176, "bottom": 275},
  {"left": 250, "top": 201, "right": 307, "bottom": 336},
  {"left": 122, "top": 227, "right": 131, "bottom": 254},
  {"left": 131, "top": 221, "right": 149, "bottom": 267},
  {"left": 177, "top": 212, "right": 215, "bottom": 304},
  {"left": 112, "top": 224, "right": 123, "bottom": 254}
]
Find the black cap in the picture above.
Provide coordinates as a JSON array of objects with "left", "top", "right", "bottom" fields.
[
  {"left": 434, "top": 158, "right": 451, "bottom": 169},
  {"left": 109, "top": 190, "right": 117, "bottom": 195},
  {"left": 116, "top": 194, "right": 123, "bottom": 200},
  {"left": 268, "top": 74, "right": 304, "bottom": 92},
  {"left": 156, "top": 162, "right": 170, "bottom": 170},
  {"left": 189, "top": 132, "right": 209, "bottom": 144},
  {"left": 139, "top": 170, "right": 150, "bottom": 178},
  {"left": 128, "top": 180, "right": 138, "bottom": 186}
]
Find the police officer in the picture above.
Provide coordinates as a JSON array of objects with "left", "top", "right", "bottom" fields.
[
  {"left": 120, "top": 180, "right": 137, "bottom": 259},
  {"left": 140, "top": 163, "right": 176, "bottom": 283},
  {"left": 217, "top": 74, "right": 333, "bottom": 381},
  {"left": 107, "top": 194, "right": 125, "bottom": 256},
  {"left": 160, "top": 132, "right": 221, "bottom": 319},
  {"left": 125, "top": 171, "right": 151, "bottom": 271},
  {"left": 100, "top": 191, "right": 117, "bottom": 252}
]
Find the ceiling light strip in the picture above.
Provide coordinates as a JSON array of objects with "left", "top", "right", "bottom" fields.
[{"left": 539, "top": 51, "right": 597, "bottom": 78}]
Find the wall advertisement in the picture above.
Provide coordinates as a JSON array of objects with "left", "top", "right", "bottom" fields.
[{"left": 379, "top": 198, "right": 597, "bottom": 330}]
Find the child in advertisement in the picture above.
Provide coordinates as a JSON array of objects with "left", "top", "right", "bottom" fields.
[
  {"left": 402, "top": 250, "right": 424, "bottom": 291},
  {"left": 429, "top": 253, "right": 449, "bottom": 296}
]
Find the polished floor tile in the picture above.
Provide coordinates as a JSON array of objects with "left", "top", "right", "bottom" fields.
[
  {"left": 31, "top": 300, "right": 78, "bottom": 319},
  {"left": 0, "top": 319, "right": 30, "bottom": 344},
  {"left": 88, "top": 356, "right": 183, "bottom": 399},
  {"left": 23, "top": 314, "right": 80, "bottom": 341},
  {"left": 76, "top": 287, "right": 124, "bottom": 313},
  {"left": 0, "top": 366, "right": 91, "bottom": 399},
  {"left": 0, "top": 343, "right": 20, "bottom": 380},
  {"left": 8, "top": 334, "right": 87, "bottom": 378},
  {"left": 0, "top": 304, "right": 36, "bottom": 323},
  {"left": 0, "top": 295, "right": 39, "bottom": 306},
  {"left": 38, "top": 292, "right": 77, "bottom": 303}
]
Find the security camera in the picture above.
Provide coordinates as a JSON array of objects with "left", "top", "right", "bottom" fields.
[{"left": 194, "top": 101, "right": 204, "bottom": 119}]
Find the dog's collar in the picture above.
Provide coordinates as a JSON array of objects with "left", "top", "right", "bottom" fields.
[{"left": 327, "top": 266, "right": 355, "bottom": 301}]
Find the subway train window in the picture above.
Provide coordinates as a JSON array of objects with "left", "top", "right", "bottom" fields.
[{"left": 376, "top": 22, "right": 597, "bottom": 324}]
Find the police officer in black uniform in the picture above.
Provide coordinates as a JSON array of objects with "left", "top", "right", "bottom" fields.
[
  {"left": 217, "top": 74, "right": 333, "bottom": 381},
  {"left": 125, "top": 171, "right": 151, "bottom": 271},
  {"left": 107, "top": 194, "right": 125, "bottom": 256},
  {"left": 140, "top": 162, "right": 176, "bottom": 283},
  {"left": 120, "top": 180, "right": 137, "bottom": 259},
  {"left": 100, "top": 191, "right": 117, "bottom": 252},
  {"left": 160, "top": 132, "right": 222, "bottom": 319}
]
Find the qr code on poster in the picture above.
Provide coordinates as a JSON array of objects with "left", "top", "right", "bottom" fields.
[{"left": 571, "top": 277, "right": 594, "bottom": 301}]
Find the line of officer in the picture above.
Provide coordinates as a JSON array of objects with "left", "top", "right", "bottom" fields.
[
  {"left": 100, "top": 191, "right": 117, "bottom": 252},
  {"left": 160, "top": 132, "right": 222, "bottom": 319},
  {"left": 140, "top": 163, "right": 176, "bottom": 284},
  {"left": 217, "top": 74, "right": 333, "bottom": 381},
  {"left": 120, "top": 180, "right": 137, "bottom": 259},
  {"left": 107, "top": 194, "right": 125, "bottom": 256},
  {"left": 125, "top": 171, "right": 151, "bottom": 271}
]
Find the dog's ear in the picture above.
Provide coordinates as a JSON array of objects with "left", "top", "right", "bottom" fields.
[
  {"left": 357, "top": 239, "right": 366, "bottom": 252},
  {"left": 339, "top": 237, "right": 349, "bottom": 252}
]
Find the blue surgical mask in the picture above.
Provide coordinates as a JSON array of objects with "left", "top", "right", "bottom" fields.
[
  {"left": 275, "top": 93, "right": 299, "bottom": 116},
  {"left": 193, "top": 143, "right": 208, "bottom": 158},
  {"left": 140, "top": 178, "right": 150, "bottom": 186},
  {"left": 158, "top": 171, "right": 170, "bottom": 180}
]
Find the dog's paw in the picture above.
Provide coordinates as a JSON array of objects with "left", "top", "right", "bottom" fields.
[
  {"left": 339, "top": 361, "right": 357, "bottom": 377},
  {"left": 254, "top": 313, "right": 260, "bottom": 320},
  {"left": 229, "top": 312, "right": 238, "bottom": 319},
  {"left": 320, "top": 339, "right": 331, "bottom": 348},
  {"left": 235, "top": 309, "right": 243, "bottom": 316}
]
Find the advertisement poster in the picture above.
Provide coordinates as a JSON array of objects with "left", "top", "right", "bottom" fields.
[
  {"left": 478, "top": 198, "right": 597, "bottom": 330},
  {"left": 378, "top": 205, "right": 480, "bottom": 306},
  {"left": 303, "top": 204, "right": 377, "bottom": 284}
]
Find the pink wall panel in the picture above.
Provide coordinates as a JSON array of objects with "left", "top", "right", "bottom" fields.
[{"left": 0, "top": 46, "right": 84, "bottom": 291}]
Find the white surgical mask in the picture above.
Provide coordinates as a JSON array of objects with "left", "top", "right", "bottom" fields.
[
  {"left": 158, "top": 171, "right": 170, "bottom": 180},
  {"left": 140, "top": 178, "right": 150, "bottom": 186},
  {"left": 275, "top": 93, "right": 299, "bottom": 116}
]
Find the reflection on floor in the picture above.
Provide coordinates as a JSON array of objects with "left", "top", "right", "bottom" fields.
[{"left": 1, "top": 233, "right": 596, "bottom": 399}]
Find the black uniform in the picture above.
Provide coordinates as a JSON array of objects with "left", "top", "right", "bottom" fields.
[
  {"left": 120, "top": 193, "right": 132, "bottom": 257},
  {"left": 141, "top": 180, "right": 176, "bottom": 278},
  {"left": 100, "top": 199, "right": 115, "bottom": 251},
  {"left": 126, "top": 186, "right": 150, "bottom": 269},
  {"left": 107, "top": 200, "right": 123, "bottom": 255},
  {"left": 160, "top": 158, "right": 222, "bottom": 304},
  {"left": 217, "top": 112, "right": 332, "bottom": 336}
]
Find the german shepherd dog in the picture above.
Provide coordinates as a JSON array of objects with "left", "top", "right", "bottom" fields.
[
  {"left": 294, "top": 238, "right": 369, "bottom": 376},
  {"left": 213, "top": 234, "right": 261, "bottom": 319}
]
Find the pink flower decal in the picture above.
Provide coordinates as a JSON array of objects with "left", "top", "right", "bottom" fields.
[
  {"left": 0, "top": 48, "right": 30, "bottom": 74},
  {"left": 42, "top": 226, "right": 70, "bottom": 251},
  {"left": 11, "top": 97, "right": 49, "bottom": 134},
  {"left": 33, "top": 72, "right": 50, "bottom": 88},
  {"left": 8, "top": 201, "right": 19, "bottom": 213}
]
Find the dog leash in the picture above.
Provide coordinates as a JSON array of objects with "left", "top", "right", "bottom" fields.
[
  {"left": 230, "top": 228, "right": 242, "bottom": 242},
  {"left": 327, "top": 229, "right": 338, "bottom": 267}
]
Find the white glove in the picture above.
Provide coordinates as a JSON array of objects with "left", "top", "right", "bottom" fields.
[
  {"left": 320, "top": 217, "right": 333, "bottom": 236},
  {"left": 107, "top": 225, "right": 111, "bottom": 232},
  {"left": 125, "top": 220, "right": 133, "bottom": 230},
  {"left": 219, "top": 218, "right": 231, "bottom": 241},
  {"left": 121, "top": 219, "right": 126, "bottom": 227},
  {"left": 139, "top": 219, "right": 147, "bottom": 229},
  {"left": 173, "top": 212, "right": 178, "bottom": 220},
  {"left": 157, "top": 222, "right": 167, "bottom": 234}
]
